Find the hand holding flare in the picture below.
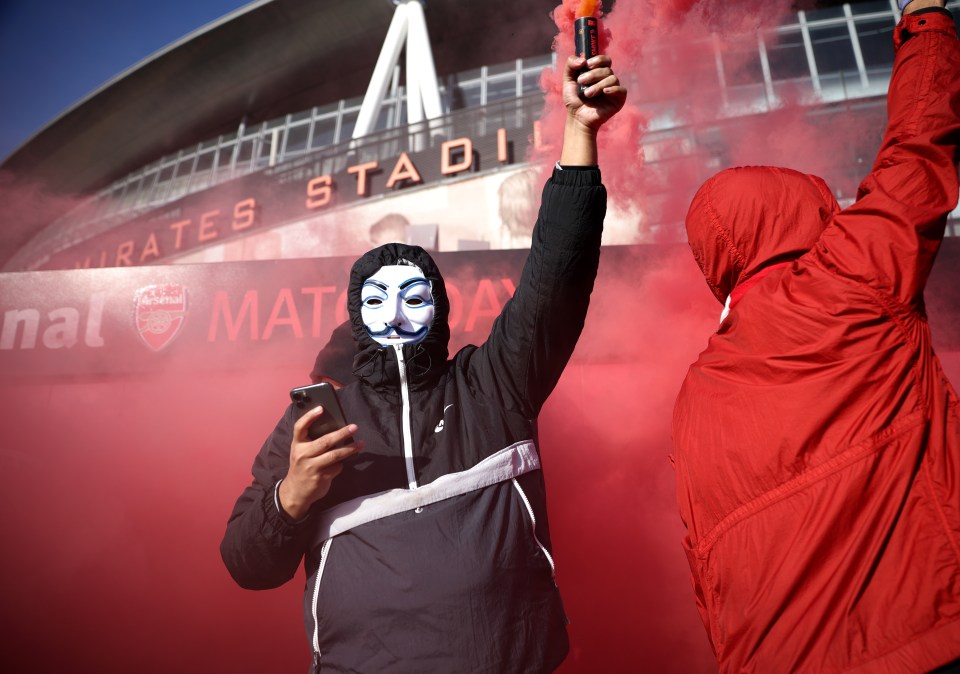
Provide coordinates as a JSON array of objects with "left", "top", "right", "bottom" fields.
[{"left": 557, "top": 0, "right": 626, "bottom": 165}]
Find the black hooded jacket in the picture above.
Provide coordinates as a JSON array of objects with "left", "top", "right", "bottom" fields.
[{"left": 221, "top": 167, "right": 606, "bottom": 673}]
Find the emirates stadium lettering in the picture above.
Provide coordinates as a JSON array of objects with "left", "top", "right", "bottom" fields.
[{"left": 53, "top": 127, "right": 531, "bottom": 272}]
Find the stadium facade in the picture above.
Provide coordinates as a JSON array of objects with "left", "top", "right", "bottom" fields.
[{"left": 2, "top": 0, "right": 958, "bottom": 273}]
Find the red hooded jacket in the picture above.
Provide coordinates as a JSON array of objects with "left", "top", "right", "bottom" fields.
[{"left": 673, "top": 10, "right": 960, "bottom": 673}]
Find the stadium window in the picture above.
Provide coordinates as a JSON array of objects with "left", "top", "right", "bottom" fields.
[
  {"left": 135, "top": 165, "right": 160, "bottom": 209},
  {"left": 192, "top": 151, "right": 216, "bottom": 190},
  {"left": 374, "top": 106, "right": 393, "bottom": 132},
  {"left": 284, "top": 123, "right": 310, "bottom": 158},
  {"left": 168, "top": 154, "right": 197, "bottom": 200},
  {"left": 486, "top": 75, "right": 517, "bottom": 104},
  {"left": 855, "top": 18, "right": 895, "bottom": 72},
  {"left": 809, "top": 24, "right": 858, "bottom": 75},
  {"left": 766, "top": 30, "right": 810, "bottom": 82},
  {"left": 235, "top": 137, "right": 255, "bottom": 172},
  {"left": 315, "top": 100, "right": 340, "bottom": 117},
  {"left": 151, "top": 161, "right": 177, "bottom": 202},
  {"left": 119, "top": 174, "right": 144, "bottom": 211},
  {"left": 215, "top": 144, "right": 234, "bottom": 180},
  {"left": 850, "top": 1, "right": 893, "bottom": 14},
  {"left": 256, "top": 132, "right": 275, "bottom": 168},
  {"left": 157, "top": 163, "right": 176, "bottom": 183},
  {"left": 809, "top": 5, "right": 845, "bottom": 20},
  {"left": 311, "top": 117, "right": 337, "bottom": 149},
  {"left": 721, "top": 46, "right": 764, "bottom": 88},
  {"left": 339, "top": 110, "right": 359, "bottom": 143},
  {"left": 454, "top": 68, "right": 483, "bottom": 109},
  {"left": 520, "top": 54, "right": 551, "bottom": 95}
]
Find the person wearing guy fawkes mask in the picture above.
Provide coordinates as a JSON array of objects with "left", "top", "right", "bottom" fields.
[{"left": 221, "top": 53, "right": 626, "bottom": 673}]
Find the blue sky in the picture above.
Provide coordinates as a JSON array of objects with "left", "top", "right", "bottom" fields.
[{"left": 0, "top": 0, "right": 251, "bottom": 161}]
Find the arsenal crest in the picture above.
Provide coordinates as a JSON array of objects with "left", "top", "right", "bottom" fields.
[{"left": 134, "top": 284, "right": 187, "bottom": 351}]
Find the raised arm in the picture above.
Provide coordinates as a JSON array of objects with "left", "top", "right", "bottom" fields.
[
  {"left": 815, "top": 3, "right": 960, "bottom": 306},
  {"left": 467, "top": 55, "right": 626, "bottom": 417}
]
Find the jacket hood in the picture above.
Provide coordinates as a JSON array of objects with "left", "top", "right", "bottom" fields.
[
  {"left": 685, "top": 166, "right": 840, "bottom": 304},
  {"left": 309, "top": 320, "right": 358, "bottom": 386},
  {"left": 347, "top": 243, "right": 450, "bottom": 390}
]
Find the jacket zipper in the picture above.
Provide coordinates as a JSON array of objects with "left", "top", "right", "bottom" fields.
[
  {"left": 511, "top": 478, "right": 557, "bottom": 581},
  {"left": 311, "top": 537, "right": 334, "bottom": 663},
  {"left": 395, "top": 344, "right": 419, "bottom": 490}
]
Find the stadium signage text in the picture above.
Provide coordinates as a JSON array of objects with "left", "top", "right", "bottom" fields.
[{"left": 47, "top": 125, "right": 534, "bottom": 271}]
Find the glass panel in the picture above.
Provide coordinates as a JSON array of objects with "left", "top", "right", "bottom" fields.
[
  {"left": 523, "top": 53, "right": 553, "bottom": 70},
  {"left": 809, "top": 25, "right": 857, "bottom": 74},
  {"left": 195, "top": 151, "right": 215, "bottom": 172},
  {"left": 290, "top": 109, "right": 312, "bottom": 123},
  {"left": 856, "top": 18, "right": 895, "bottom": 69},
  {"left": 174, "top": 155, "right": 195, "bottom": 177},
  {"left": 723, "top": 47, "right": 764, "bottom": 86},
  {"left": 157, "top": 163, "right": 176, "bottom": 183},
  {"left": 521, "top": 69, "right": 545, "bottom": 95},
  {"left": 374, "top": 106, "right": 393, "bottom": 132},
  {"left": 315, "top": 100, "right": 341, "bottom": 116},
  {"left": 311, "top": 116, "right": 337, "bottom": 148},
  {"left": 456, "top": 81, "right": 483, "bottom": 109},
  {"left": 807, "top": 6, "right": 845, "bottom": 20},
  {"left": 150, "top": 164, "right": 176, "bottom": 202},
  {"left": 235, "top": 139, "right": 255, "bottom": 171},
  {"left": 766, "top": 30, "right": 809, "bottom": 80},
  {"left": 215, "top": 145, "right": 235, "bottom": 178},
  {"left": 284, "top": 123, "right": 310, "bottom": 156},
  {"left": 486, "top": 76, "right": 517, "bottom": 103},
  {"left": 138, "top": 168, "right": 159, "bottom": 205},
  {"left": 339, "top": 110, "right": 359, "bottom": 142},
  {"left": 850, "top": 1, "right": 892, "bottom": 14},
  {"left": 457, "top": 67, "right": 482, "bottom": 83},
  {"left": 256, "top": 134, "right": 274, "bottom": 167},
  {"left": 486, "top": 61, "right": 515, "bottom": 76}
]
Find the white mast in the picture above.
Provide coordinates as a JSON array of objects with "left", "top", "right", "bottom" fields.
[{"left": 352, "top": 0, "right": 443, "bottom": 139}]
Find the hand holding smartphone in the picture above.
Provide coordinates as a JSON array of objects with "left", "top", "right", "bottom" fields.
[{"left": 290, "top": 382, "right": 349, "bottom": 444}]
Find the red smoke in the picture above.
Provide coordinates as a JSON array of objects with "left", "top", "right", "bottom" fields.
[
  {"left": 534, "top": 0, "right": 881, "bottom": 241},
  {"left": 0, "top": 171, "right": 91, "bottom": 270}
]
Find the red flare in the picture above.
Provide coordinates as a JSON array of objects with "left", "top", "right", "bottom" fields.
[{"left": 576, "top": 0, "right": 599, "bottom": 19}]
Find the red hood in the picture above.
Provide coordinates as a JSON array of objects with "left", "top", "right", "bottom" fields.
[{"left": 685, "top": 166, "right": 840, "bottom": 304}]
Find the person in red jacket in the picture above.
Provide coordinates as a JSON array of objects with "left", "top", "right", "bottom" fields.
[{"left": 672, "top": 1, "right": 960, "bottom": 672}]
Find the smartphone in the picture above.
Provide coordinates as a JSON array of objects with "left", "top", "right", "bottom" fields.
[{"left": 289, "top": 382, "right": 349, "bottom": 443}]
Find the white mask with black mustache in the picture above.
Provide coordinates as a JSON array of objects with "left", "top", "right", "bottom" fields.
[{"left": 361, "top": 264, "right": 435, "bottom": 347}]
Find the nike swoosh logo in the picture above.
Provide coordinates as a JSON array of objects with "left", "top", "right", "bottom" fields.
[{"left": 435, "top": 404, "right": 454, "bottom": 433}]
